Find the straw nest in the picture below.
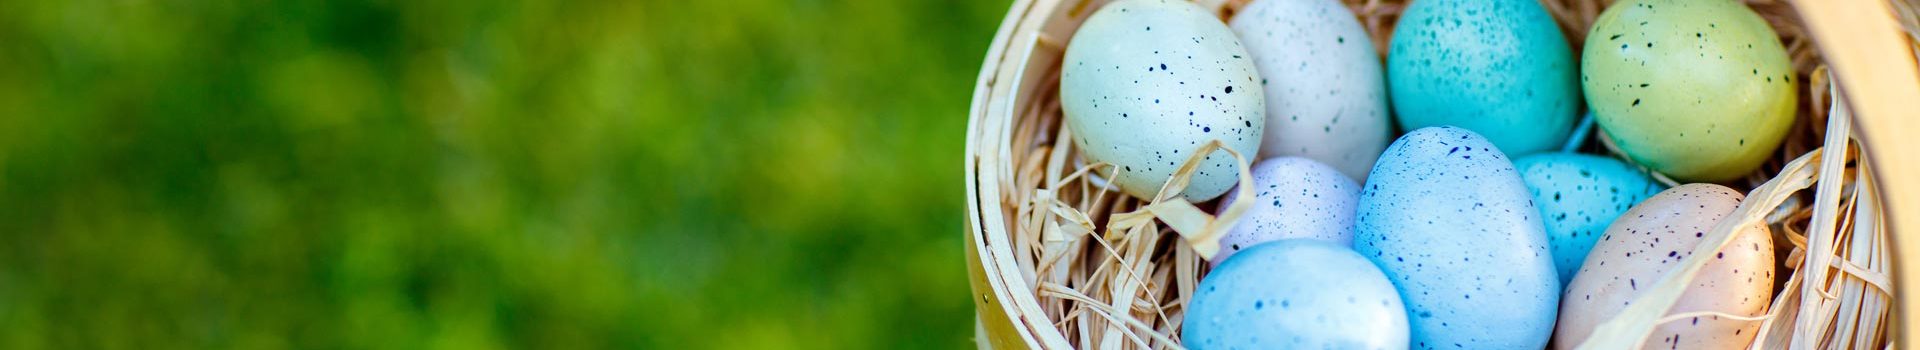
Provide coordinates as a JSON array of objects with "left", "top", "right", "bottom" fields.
[{"left": 967, "top": 0, "right": 1917, "bottom": 348}]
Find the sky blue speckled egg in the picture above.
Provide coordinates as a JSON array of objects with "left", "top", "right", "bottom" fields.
[
  {"left": 1062, "top": 0, "right": 1264, "bottom": 201},
  {"left": 1513, "top": 153, "right": 1666, "bottom": 286},
  {"left": 1353, "top": 126, "right": 1558, "bottom": 349},
  {"left": 1229, "top": 0, "right": 1392, "bottom": 182},
  {"left": 1186, "top": 240, "right": 1409, "bottom": 350},
  {"left": 1387, "top": 0, "right": 1579, "bottom": 155},
  {"left": 1212, "top": 157, "right": 1360, "bottom": 265}
]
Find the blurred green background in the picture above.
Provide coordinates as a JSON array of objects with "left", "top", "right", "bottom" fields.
[{"left": 0, "top": 0, "right": 1009, "bottom": 348}]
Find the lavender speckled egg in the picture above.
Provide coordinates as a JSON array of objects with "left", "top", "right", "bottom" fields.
[
  {"left": 1353, "top": 126, "right": 1558, "bottom": 350},
  {"left": 1514, "top": 153, "right": 1667, "bottom": 286},
  {"left": 1582, "top": 0, "right": 1796, "bottom": 182},
  {"left": 1062, "top": 0, "right": 1265, "bottom": 201},
  {"left": 1212, "top": 157, "right": 1360, "bottom": 265},
  {"left": 1229, "top": 0, "right": 1391, "bottom": 181},
  {"left": 1187, "top": 240, "right": 1410, "bottom": 350},
  {"left": 1387, "top": 0, "right": 1579, "bottom": 155},
  {"left": 1555, "top": 184, "right": 1774, "bottom": 350}
]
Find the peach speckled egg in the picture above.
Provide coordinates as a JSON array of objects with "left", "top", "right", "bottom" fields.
[{"left": 1554, "top": 184, "right": 1774, "bottom": 350}]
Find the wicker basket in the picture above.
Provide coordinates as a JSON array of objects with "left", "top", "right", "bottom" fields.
[{"left": 963, "top": 0, "right": 1920, "bottom": 348}]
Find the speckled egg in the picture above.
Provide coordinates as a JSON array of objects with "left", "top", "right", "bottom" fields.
[
  {"left": 1212, "top": 157, "right": 1360, "bottom": 265},
  {"left": 1582, "top": 0, "right": 1795, "bottom": 182},
  {"left": 1514, "top": 153, "right": 1667, "bottom": 286},
  {"left": 1228, "top": 0, "right": 1391, "bottom": 181},
  {"left": 1353, "top": 127, "right": 1558, "bottom": 349},
  {"left": 1555, "top": 184, "right": 1774, "bottom": 350},
  {"left": 1386, "top": 0, "right": 1579, "bottom": 155},
  {"left": 1187, "top": 240, "right": 1410, "bottom": 350},
  {"left": 1061, "top": 0, "right": 1265, "bottom": 201}
]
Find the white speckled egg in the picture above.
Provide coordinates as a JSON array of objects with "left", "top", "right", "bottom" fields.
[
  {"left": 1353, "top": 126, "right": 1559, "bottom": 349},
  {"left": 1228, "top": 0, "right": 1391, "bottom": 181},
  {"left": 1513, "top": 153, "right": 1667, "bottom": 286},
  {"left": 1212, "top": 157, "right": 1360, "bottom": 265},
  {"left": 1555, "top": 184, "right": 1773, "bottom": 350},
  {"left": 1062, "top": 0, "right": 1265, "bottom": 201},
  {"left": 1187, "top": 240, "right": 1410, "bottom": 350}
]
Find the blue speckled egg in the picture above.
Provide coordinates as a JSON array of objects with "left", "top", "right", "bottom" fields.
[
  {"left": 1353, "top": 126, "right": 1558, "bottom": 349},
  {"left": 1062, "top": 0, "right": 1264, "bottom": 201},
  {"left": 1229, "top": 0, "right": 1392, "bottom": 182},
  {"left": 1186, "top": 240, "right": 1409, "bottom": 350},
  {"left": 1386, "top": 0, "right": 1579, "bottom": 155},
  {"left": 1513, "top": 153, "right": 1666, "bottom": 286},
  {"left": 1212, "top": 157, "right": 1361, "bottom": 265}
]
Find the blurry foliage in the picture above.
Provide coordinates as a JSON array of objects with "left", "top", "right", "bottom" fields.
[{"left": 0, "top": 0, "right": 1007, "bottom": 348}]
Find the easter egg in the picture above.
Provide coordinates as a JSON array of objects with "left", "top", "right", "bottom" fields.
[
  {"left": 1555, "top": 184, "right": 1774, "bottom": 350},
  {"left": 1187, "top": 240, "right": 1410, "bottom": 350},
  {"left": 1582, "top": 0, "right": 1796, "bottom": 182},
  {"left": 1386, "top": 0, "right": 1580, "bottom": 155},
  {"left": 1354, "top": 126, "right": 1559, "bottom": 349},
  {"left": 1062, "top": 0, "right": 1265, "bottom": 201},
  {"left": 1513, "top": 153, "right": 1667, "bottom": 285},
  {"left": 1229, "top": 0, "right": 1392, "bottom": 181},
  {"left": 1212, "top": 157, "right": 1360, "bottom": 265}
]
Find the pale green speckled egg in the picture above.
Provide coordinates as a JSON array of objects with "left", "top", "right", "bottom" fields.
[
  {"left": 1061, "top": 0, "right": 1264, "bottom": 201},
  {"left": 1582, "top": 0, "right": 1795, "bottom": 182}
]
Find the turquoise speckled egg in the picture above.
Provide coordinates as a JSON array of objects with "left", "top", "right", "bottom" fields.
[
  {"left": 1354, "top": 126, "right": 1558, "bottom": 349},
  {"left": 1186, "top": 240, "right": 1409, "bottom": 350},
  {"left": 1582, "top": 0, "right": 1796, "bottom": 182},
  {"left": 1513, "top": 153, "right": 1666, "bottom": 286},
  {"left": 1061, "top": 0, "right": 1264, "bottom": 201},
  {"left": 1386, "top": 0, "right": 1579, "bottom": 155}
]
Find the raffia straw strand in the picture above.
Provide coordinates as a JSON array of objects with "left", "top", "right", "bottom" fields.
[
  {"left": 1040, "top": 291, "right": 1155, "bottom": 349},
  {"left": 1657, "top": 310, "right": 1772, "bottom": 324}
]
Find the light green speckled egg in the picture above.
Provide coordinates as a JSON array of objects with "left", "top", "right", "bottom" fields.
[
  {"left": 1061, "top": 0, "right": 1264, "bottom": 201},
  {"left": 1582, "top": 0, "right": 1795, "bottom": 182}
]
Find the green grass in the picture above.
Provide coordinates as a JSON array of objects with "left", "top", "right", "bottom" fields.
[{"left": 0, "top": 0, "right": 1009, "bottom": 348}]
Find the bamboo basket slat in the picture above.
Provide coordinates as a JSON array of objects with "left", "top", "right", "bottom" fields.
[{"left": 965, "top": 0, "right": 1920, "bottom": 348}]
